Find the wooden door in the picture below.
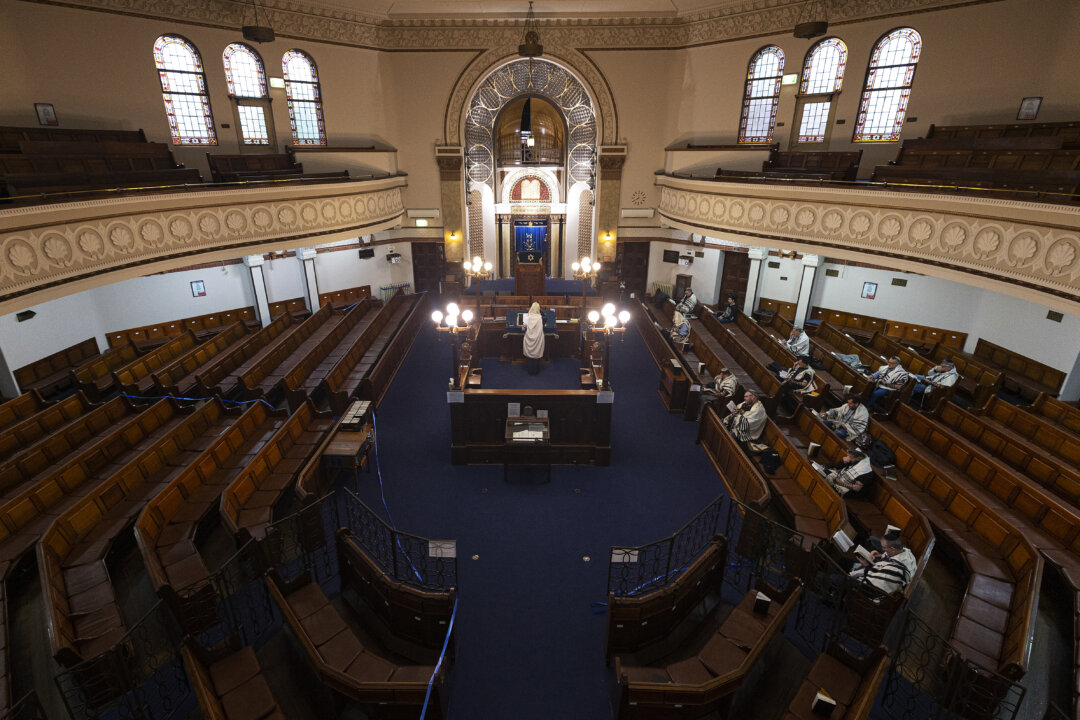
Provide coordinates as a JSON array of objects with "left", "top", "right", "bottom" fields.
[
  {"left": 718, "top": 250, "right": 750, "bottom": 306},
  {"left": 411, "top": 242, "right": 445, "bottom": 295},
  {"left": 615, "top": 241, "right": 650, "bottom": 301}
]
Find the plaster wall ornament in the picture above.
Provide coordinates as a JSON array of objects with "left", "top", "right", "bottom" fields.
[
  {"left": 654, "top": 175, "right": 1080, "bottom": 312},
  {"left": 0, "top": 177, "right": 406, "bottom": 314}
]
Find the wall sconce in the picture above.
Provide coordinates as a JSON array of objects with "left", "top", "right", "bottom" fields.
[
  {"left": 416, "top": 218, "right": 429, "bottom": 227},
  {"left": 448, "top": 231, "right": 460, "bottom": 241}
]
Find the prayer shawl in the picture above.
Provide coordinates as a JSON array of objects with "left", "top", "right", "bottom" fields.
[
  {"left": 873, "top": 364, "right": 909, "bottom": 389},
  {"left": 714, "top": 374, "right": 738, "bottom": 396},
  {"left": 522, "top": 303, "right": 545, "bottom": 359},
  {"left": 669, "top": 311, "right": 689, "bottom": 343},
  {"left": 785, "top": 333, "right": 810, "bottom": 357},
  {"left": 826, "top": 456, "right": 874, "bottom": 496},
  {"left": 676, "top": 293, "right": 698, "bottom": 316},
  {"left": 823, "top": 403, "right": 869, "bottom": 436},
  {"left": 925, "top": 366, "right": 959, "bottom": 388},
  {"left": 849, "top": 548, "right": 917, "bottom": 596},
  {"left": 783, "top": 365, "right": 816, "bottom": 393},
  {"left": 724, "top": 400, "right": 767, "bottom": 442}
]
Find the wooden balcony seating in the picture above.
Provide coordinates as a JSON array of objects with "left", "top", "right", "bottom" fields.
[
  {"left": 337, "top": 529, "right": 456, "bottom": 651},
  {"left": 13, "top": 338, "right": 99, "bottom": 398},
  {"left": 360, "top": 293, "right": 426, "bottom": 409},
  {"left": 927, "top": 342, "right": 1003, "bottom": 408},
  {"left": 265, "top": 570, "right": 444, "bottom": 715},
  {"left": 72, "top": 341, "right": 139, "bottom": 401},
  {"left": 267, "top": 297, "right": 309, "bottom": 322},
  {"left": 195, "top": 314, "right": 295, "bottom": 398},
  {"left": 612, "top": 581, "right": 801, "bottom": 720},
  {"left": 112, "top": 330, "right": 199, "bottom": 396},
  {"left": 605, "top": 537, "right": 728, "bottom": 660},
  {"left": 762, "top": 150, "right": 862, "bottom": 180},
  {"left": 925, "top": 121, "right": 1080, "bottom": 146},
  {"left": 239, "top": 305, "right": 341, "bottom": 402},
  {"left": 1027, "top": 393, "right": 1080, "bottom": 436},
  {"left": 106, "top": 307, "right": 257, "bottom": 351},
  {"left": 37, "top": 399, "right": 237, "bottom": 667},
  {"left": 180, "top": 638, "right": 285, "bottom": 720},
  {"left": 219, "top": 401, "right": 334, "bottom": 542},
  {"left": 319, "top": 285, "right": 373, "bottom": 309},
  {"left": 0, "top": 392, "right": 94, "bottom": 466},
  {"left": 866, "top": 417, "right": 1043, "bottom": 679},
  {"left": 282, "top": 299, "right": 381, "bottom": 411},
  {"left": 134, "top": 402, "right": 287, "bottom": 601},
  {"left": 154, "top": 322, "right": 249, "bottom": 397},
  {"left": 809, "top": 308, "right": 966, "bottom": 353},
  {"left": 0, "top": 392, "right": 49, "bottom": 435},
  {"left": 698, "top": 407, "right": 771, "bottom": 512},
  {"left": 758, "top": 419, "right": 851, "bottom": 546},
  {"left": 321, "top": 293, "right": 426, "bottom": 415},
  {"left": 0, "top": 126, "right": 148, "bottom": 153},
  {"left": 940, "top": 399, "right": 1080, "bottom": 506},
  {"left": 780, "top": 643, "right": 889, "bottom": 720},
  {"left": 968, "top": 338, "right": 1066, "bottom": 400},
  {"left": 206, "top": 153, "right": 348, "bottom": 184}
]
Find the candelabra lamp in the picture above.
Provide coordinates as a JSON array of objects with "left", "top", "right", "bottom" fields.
[
  {"left": 585, "top": 303, "right": 630, "bottom": 391},
  {"left": 432, "top": 302, "right": 474, "bottom": 389},
  {"left": 463, "top": 255, "right": 493, "bottom": 317},
  {"left": 571, "top": 256, "right": 601, "bottom": 308}
]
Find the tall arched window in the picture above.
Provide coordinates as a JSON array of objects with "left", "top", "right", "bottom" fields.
[
  {"left": 853, "top": 28, "right": 922, "bottom": 143},
  {"left": 153, "top": 35, "right": 216, "bottom": 145},
  {"left": 795, "top": 38, "right": 847, "bottom": 145},
  {"left": 223, "top": 43, "right": 272, "bottom": 146},
  {"left": 282, "top": 50, "right": 326, "bottom": 146},
  {"left": 738, "top": 46, "right": 785, "bottom": 144}
]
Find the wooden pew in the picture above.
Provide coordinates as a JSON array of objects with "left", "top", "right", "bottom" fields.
[
  {"left": 698, "top": 311, "right": 783, "bottom": 413},
  {"left": 782, "top": 644, "right": 889, "bottom": 720},
  {"left": 632, "top": 302, "right": 679, "bottom": 372},
  {"left": 926, "top": 121, "right": 1080, "bottom": 147},
  {"left": 361, "top": 293, "right": 427, "bottom": 409},
  {"left": 106, "top": 306, "right": 257, "bottom": 351},
  {"left": 1027, "top": 393, "right": 1080, "bottom": 436},
  {"left": 239, "top": 305, "right": 340, "bottom": 402},
  {"left": 319, "top": 285, "right": 373, "bottom": 309},
  {"left": 267, "top": 296, "right": 309, "bottom": 321},
  {"left": 612, "top": 582, "right": 801, "bottom": 719},
  {"left": 762, "top": 149, "right": 862, "bottom": 180},
  {"left": 13, "top": 338, "right": 99, "bottom": 397},
  {"left": 2, "top": 166, "right": 204, "bottom": 200},
  {"left": 605, "top": 538, "right": 727, "bottom": 659},
  {"left": 638, "top": 300, "right": 703, "bottom": 416},
  {"left": 266, "top": 571, "right": 445, "bottom": 715},
  {"left": 0, "top": 392, "right": 49, "bottom": 435},
  {"left": 134, "top": 402, "right": 287, "bottom": 601},
  {"left": 927, "top": 342, "right": 1003, "bottom": 408},
  {"left": 969, "top": 338, "right": 1066, "bottom": 400},
  {"left": 933, "top": 399, "right": 1080, "bottom": 506},
  {"left": 755, "top": 297, "right": 796, "bottom": 321},
  {"left": 195, "top": 313, "right": 294, "bottom": 398},
  {"left": 809, "top": 307, "right": 967, "bottom": 352},
  {"left": 71, "top": 341, "right": 138, "bottom": 401},
  {"left": 153, "top": 322, "right": 249, "bottom": 397},
  {"left": 866, "top": 416, "right": 1043, "bottom": 679},
  {"left": 0, "top": 126, "right": 147, "bottom": 153},
  {"left": 698, "top": 407, "right": 771, "bottom": 512},
  {"left": 37, "top": 399, "right": 236, "bottom": 666},
  {"left": 180, "top": 638, "right": 286, "bottom": 720},
  {"left": 0, "top": 392, "right": 94, "bottom": 465},
  {"left": 112, "top": 330, "right": 198, "bottom": 396},
  {"left": 732, "top": 312, "right": 830, "bottom": 405},
  {"left": 765, "top": 313, "right": 866, "bottom": 399},
  {"left": 219, "top": 400, "right": 334, "bottom": 542},
  {"left": 207, "top": 152, "right": 348, "bottom": 183}
]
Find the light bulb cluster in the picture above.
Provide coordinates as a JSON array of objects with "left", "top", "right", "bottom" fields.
[
  {"left": 463, "top": 255, "right": 493, "bottom": 276},
  {"left": 571, "top": 256, "right": 601, "bottom": 276},
  {"left": 432, "top": 301, "right": 473, "bottom": 329},
  {"left": 587, "top": 303, "right": 631, "bottom": 330}
]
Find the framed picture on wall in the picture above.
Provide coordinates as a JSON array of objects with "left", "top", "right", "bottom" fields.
[
  {"left": 1017, "top": 97, "right": 1042, "bottom": 121},
  {"left": 34, "top": 103, "right": 58, "bottom": 126},
  {"left": 861, "top": 281, "right": 878, "bottom": 300},
  {"left": 190, "top": 280, "right": 206, "bottom": 297}
]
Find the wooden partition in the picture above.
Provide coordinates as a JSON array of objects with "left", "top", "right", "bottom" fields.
[
  {"left": 756, "top": 297, "right": 796, "bottom": 321},
  {"left": 13, "top": 338, "right": 99, "bottom": 397},
  {"left": 809, "top": 307, "right": 966, "bottom": 351},
  {"left": 319, "top": 284, "right": 372, "bottom": 308},
  {"left": 107, "top": 306, "right": 257, "bottom": 349},
  {"left": 971, "top": 338, "right": 1066, "bottom": 399},
  {"left": 698, "top": 407, "right": 770, "bottom": 511}
]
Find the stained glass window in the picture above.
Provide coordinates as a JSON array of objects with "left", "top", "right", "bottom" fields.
[
  {"left": 223, "top": 43, "right": 270, "bottom": 146},
  {"left": 738, "top": 46, "right": 785, "bottom": 144},
  {"left": 153, "top": 35, "right": 216, "bottom": 145},
  {"left": 797, "top": 38, "right": 848, "bottom": 143},
  {"left": 853, "top": 28, "right": 922, "bottom": 143},
  {"left": 282, "top": 50, "right": 326, "bottom": 146}
]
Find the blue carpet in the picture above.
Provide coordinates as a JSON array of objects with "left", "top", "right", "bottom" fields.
[
  {"left": 478, "top": 357, "right": 583, "bottom": 390},
  {"left": 353, "top": 324, "right": 723, "bottom": 719},
  {"left": 466, "top": 278, "right": 597, "bottom": 296}
]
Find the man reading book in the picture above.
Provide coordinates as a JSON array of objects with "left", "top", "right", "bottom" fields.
[{"left": 849, "top": 530, "right": 917, "bottom": 597}]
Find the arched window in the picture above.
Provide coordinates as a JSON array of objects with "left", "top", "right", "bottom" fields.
[
  {"left": 223, "top": 43, "right": 272, "bottom": 146},
  {"left": 795, "top": 38, "right": 848, "bottom": 145},
  {"left": 282, "top": 50, "right": 326, "bottom": 146},
  {"left": 738, "top": 46, "right": 785, "bottom": 144},
  {"left": 153, "top": 35, "right": 216, "bottom": 145},
  {"left": 853, "top": 28, "right": 922, "bottom": 143}
]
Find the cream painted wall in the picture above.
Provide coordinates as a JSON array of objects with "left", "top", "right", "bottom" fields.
[
  {"left": 261, "top": 255, "right": 308, "bottom": 302},
  {"left": 646, "top": 242, "right": 723, "bottom": 306}
]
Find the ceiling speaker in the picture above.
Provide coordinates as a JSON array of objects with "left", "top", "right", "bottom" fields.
[
  {"left": 794, "top": 20, "right": 828, "bottom": 39},
  {"left": 242, "top": 25, "right": 275, "bottom": 43}
]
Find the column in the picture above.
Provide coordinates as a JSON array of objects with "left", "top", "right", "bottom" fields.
[
  {"left": 743, "top": 247, "right": 768, "bottom": 315},
  {"left": 597, "top": 145, "right": 628, "bottom": 262},
  {"left": 297, "top": 247, "right": 320, "bottom": 312},
  {"left": 0, "top": 349, "right": 19, "bottom": 398},
  {"left": 244, "top": 255, "right": 272, "bottom": 327},
  {"left": 435, "top": 146, "right": 465, "bottom": 263},
  {"left": 793, "top": 254, "right": 822, "bottom": 329}
]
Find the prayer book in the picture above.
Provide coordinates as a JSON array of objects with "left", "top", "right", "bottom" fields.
[
  {"left": 811, "top": 461, "right": 827, "bottom": 475},
  {"left": 807, "top": 442, "right": 821, "bottom": 458},
  {"left": 753, "top": 591, "right": 772, "bottom": 615},
  {"left": 832, "top": 530, "right": 853, "bottom": 552},
  {"left": 886, "top": 524, "right": 902, "bottom": 536},
  {"left": 726, "top": 400, "right": 738, "bottom": 413},
  {"left": 812, "top": 690, "right": 837, "bottom": 716},
  {"left": 854, "top": 545, "right": 874, "bottom": 563}
]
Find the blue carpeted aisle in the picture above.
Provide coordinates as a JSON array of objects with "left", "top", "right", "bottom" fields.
[{"left": 352, "top": 323, "right": 723, "bottom": 719}]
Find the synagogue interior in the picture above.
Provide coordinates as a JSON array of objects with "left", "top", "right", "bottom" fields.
[{"left": 1, "top": 0, "right": 1079, "bottom": 718}]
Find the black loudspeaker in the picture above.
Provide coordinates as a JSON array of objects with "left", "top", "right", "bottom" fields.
[{"left": 358, "top": 248, "right": 375, "bottom": 259}]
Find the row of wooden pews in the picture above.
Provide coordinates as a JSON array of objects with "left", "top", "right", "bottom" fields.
[
  {"left": 808, "top": 306, "right": 967, "bottom": 353},
  {"left": 107, "top": 306, "right": 258, "bottom": 351},
  {"left": 762, "top": 313, "right": 866, "bottom": 399}
]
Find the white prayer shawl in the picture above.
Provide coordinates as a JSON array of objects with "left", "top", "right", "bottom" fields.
[
  {"left": 874, "top": 364, "right": 909, "bottom": 389},
  {"left": 836, "top": 456, "right": 873, "bottom": 484},
  {"left": 725, "top": 400, "right": 767, "bottom": 442},
  {"left": 522, "top": 304, "right": 545, "bottom": 359},
  {"left": 785, "top": 365, "right": 816, "bottom": 392},
  {"left": 850, "top": 547, "right": 917, "bottom": 595},
  {"left": 824, "top": 403, "right": 869, "bottom": 436},
  {"left": 714, "top": 374, "right": 738, "bottom": 396},
  {"left": 676, "top": 293, "right": 698, "bottom": 316},
  {"left": 926, "top": 366, "right": 959, "bottom": 388},
  {"left": 785, "top": 333, "right": 810, "bottom": 357}
]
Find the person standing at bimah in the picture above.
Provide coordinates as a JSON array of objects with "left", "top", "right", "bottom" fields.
[{"left": 521, "top": 302, "right": 545, "bottom": 375}]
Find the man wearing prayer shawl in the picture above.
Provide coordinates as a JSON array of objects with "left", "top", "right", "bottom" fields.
[
  {"left": 521, "top": 302, "right": 545, "bottom": 375},
  {"left": 819, "top": 395, "right": 869, "bottom": 438},
  {"left": 784, "top": 327, "right": 810, "bottom": 357},
  {"left": 675, "top": 288, "right": 698, "bottom": 316},
  {"left": 669, "top": 310, "right": 689, "bottom": 344},
  {"left": 722, "top": 391, "right": 768, "bottom": 445},
  {"left": 868, "top": 356, "right": 909, "bottom": 410}
]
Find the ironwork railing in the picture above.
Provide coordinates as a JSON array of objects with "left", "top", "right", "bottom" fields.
[
  {"left": 343, "top": 488, "right": 458, "bottom": 591},
  {"left": 379, "top": 282, "right": 412, "bottom": 303},
  {"left": 721, "top": 498, "right": 808, "bottom": 596},
  {"left": 607, "top": 494, "right": 726, "bottom": 597}
]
